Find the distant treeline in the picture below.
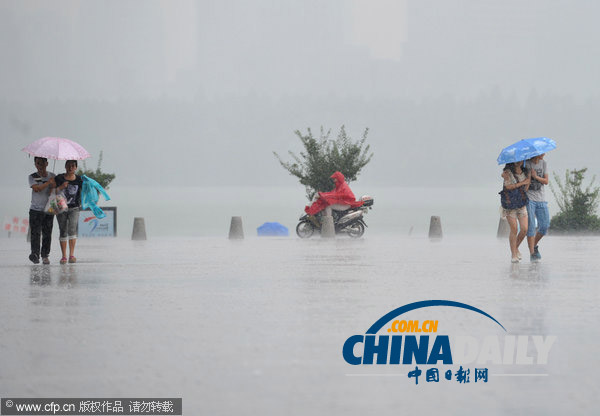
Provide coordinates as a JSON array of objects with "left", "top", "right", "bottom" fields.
[{"left": 3, "top": 91, "right": 600, "bottom": 187}]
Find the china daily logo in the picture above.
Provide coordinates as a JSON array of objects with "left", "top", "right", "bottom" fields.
[{"left": 343, "top": 300, "right": 556, "bottom": 384}]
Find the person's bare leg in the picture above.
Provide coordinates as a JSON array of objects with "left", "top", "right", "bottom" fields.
[
  {"left": 69, "top": 238, "right": 76, "bottom": 257},
  {"left": 527, "top": 235, "right": 536, "bottom": 255},
  {"left": 507, "top": 216, "right": 518, "bottom": 259},
  {"left": 516, "top": 214, "right": 528, "bottom": 255}
]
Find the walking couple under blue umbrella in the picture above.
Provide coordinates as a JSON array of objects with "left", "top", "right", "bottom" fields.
[{"left": 497, "top": 137, "right": 556, "bottom": 263}]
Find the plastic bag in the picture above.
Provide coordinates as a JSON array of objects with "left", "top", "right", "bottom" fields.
[
  {"left": 44, "top": 190, "right": 68, "bottom": 215},
  {"left": 81, "top": 175, "right": 111, "bottom": 219}
]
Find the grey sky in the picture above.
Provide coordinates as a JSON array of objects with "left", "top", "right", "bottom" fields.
[{"left": 2, "top": 0, "right": 599, "bottom": 188}]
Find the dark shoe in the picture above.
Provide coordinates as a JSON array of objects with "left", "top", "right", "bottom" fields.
[
  {"left": 530, "top": 254, "right": 539, "bottom": 263},
  {"left": 29, "top": 253, "right": 39, "bottom": 264},
  {"left": 534, "top": 246, "right": 541, "bottom": 259},
  {"left": 42, "top": 257, "right": 50, "bottom": 265}
]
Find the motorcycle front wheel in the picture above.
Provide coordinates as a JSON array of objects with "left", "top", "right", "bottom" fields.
[
  {"left": 347, "top": 222, "right": 365, "bottom": 238},
  {"left": 296, "top": 221, "right": 315, "bottom": 238}
]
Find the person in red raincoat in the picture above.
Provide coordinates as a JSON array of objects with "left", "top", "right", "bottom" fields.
[{"left": 305, "top": 171, "right": 363, "bottom": 216}]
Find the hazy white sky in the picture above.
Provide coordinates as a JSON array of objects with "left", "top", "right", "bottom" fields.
[
  {"left": 2, "top": 0, "right": 600, "bottom": 189},
  {"left": 7, "top": 0, "right": 598, "bottom": 101},
  {"left": 350, "top": 0, "right": 406, "bottom": 61},
  {"left": 1, "top": 0, "right": 409, "bottom": 100}
]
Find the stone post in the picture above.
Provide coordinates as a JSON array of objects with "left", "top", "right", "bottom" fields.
[
  {"left": 229, "top": 216, "right": 244, "bottom": 239},
  {"left": 428, "top": 216, "right": 443, "bottom": 239},
  {"left": 132, "top": 217, "right": 147, "bottom": 240}
]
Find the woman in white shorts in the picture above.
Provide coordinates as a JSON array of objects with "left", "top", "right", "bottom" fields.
[{"left": 501, "top": 161, "right": 530, "bottom": 263}]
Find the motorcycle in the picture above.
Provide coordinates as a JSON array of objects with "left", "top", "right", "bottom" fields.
[{"left": 296, "top": 195, "right": 374, "bottom": 238}]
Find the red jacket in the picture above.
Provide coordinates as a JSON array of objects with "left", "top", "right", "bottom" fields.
[{"left": 305, "top": 171, "right": 363, "bottom": 215}]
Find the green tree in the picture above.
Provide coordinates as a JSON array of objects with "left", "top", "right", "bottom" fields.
[
  {"left": 77, "top": 151, "right": 116, "bottom": 190},
  {"left": 274, "top": 126, "right": 373, "bottom": 200},
  {"left": 549, "top": 168, "right": 600, "bottom": 233}
]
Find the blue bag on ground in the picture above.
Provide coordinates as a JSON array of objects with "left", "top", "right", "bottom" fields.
[
  {"left": 257, "top": 222, "right": 289, "bottom": 236},
  {"left": 81, "top": 175, "right": 111, "bottom": 219}
]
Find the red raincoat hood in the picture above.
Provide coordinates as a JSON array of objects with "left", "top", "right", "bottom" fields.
[
  {"left": 329, "top": 171, "right": 351, "bottom": 198},
  {"left": 331, "top": 171, "right": 345, "bottom": 186}
]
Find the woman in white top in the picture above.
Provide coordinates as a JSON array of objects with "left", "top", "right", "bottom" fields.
[{"left": 501, "top": 161, "right": 530, "bottom": 263}]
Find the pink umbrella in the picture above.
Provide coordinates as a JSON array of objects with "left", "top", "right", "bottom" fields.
[{"left": 21, "top": 137, "right": 91, "bottom": 160}]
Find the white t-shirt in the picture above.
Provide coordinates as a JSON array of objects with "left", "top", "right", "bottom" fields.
[{"left": 28, "top": 171, "right": 55, "bottom": 211}]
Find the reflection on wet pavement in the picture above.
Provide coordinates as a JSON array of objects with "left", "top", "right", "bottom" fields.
[{"left": 1, "top": 235, "right": 598, "bottom": 414}]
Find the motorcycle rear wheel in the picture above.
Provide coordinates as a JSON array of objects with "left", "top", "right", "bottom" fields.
[
  {"left": 296, "top": 221, "right": 315, "bottom": 238},
  {"left": 347, "top": 222, "right": 365, "bottom": 238}
]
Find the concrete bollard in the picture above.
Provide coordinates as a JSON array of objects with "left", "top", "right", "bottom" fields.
[
  {"left": 229, "top": 216, "right": 244, "bottom": 239},
  {"left": 320, "top": 215, "right": 335, "bottom": 238},
  {"left": 497, "top": 217, "right": 510, "bottom": 238},
  {"left": 132, "top": 217, "right": 147, "bottom": 240},
  {"left": 428, "top": 216, "right": 443, "bottom": 239}
]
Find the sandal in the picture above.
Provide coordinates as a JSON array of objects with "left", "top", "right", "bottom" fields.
[
  {"left": 60, "top": 257, "right": 67, "bottom": 265},
  {"left": 68, "top": 256, "right": 77, "bottom": 264}
]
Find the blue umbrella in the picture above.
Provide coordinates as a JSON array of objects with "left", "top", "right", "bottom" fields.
[
  {"left": 497, "top": 137, "right": 556, "bottom": 165},
  {"left": 257, "top": 222, "right": 289, "bottom": 237}
]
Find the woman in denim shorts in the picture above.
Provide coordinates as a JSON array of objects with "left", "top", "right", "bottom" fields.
[
  {"left": 55, "top": 160, "right": 83, "bottom": 264},
  {"left": 501, "top": 161, "right": 530, "bottom": 263}
]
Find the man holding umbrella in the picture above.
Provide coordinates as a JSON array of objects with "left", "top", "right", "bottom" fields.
[
  {"left": 526, "top": 153, "right": 550, "bottom": 261},
  {"left": 27, "top": 157, "right": 55, "bottom": 264}
]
